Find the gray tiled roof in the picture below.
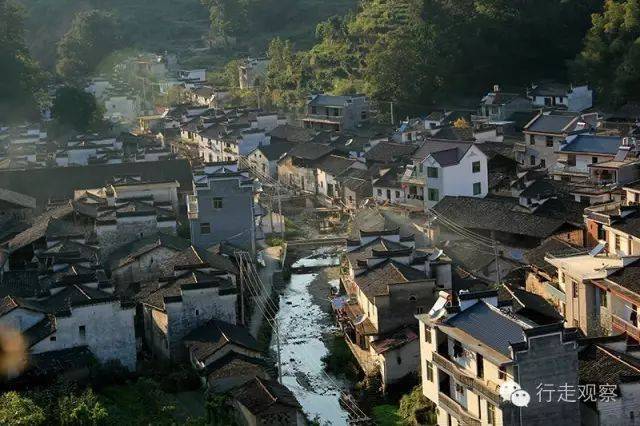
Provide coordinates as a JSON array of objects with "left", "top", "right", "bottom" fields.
[
  {"left": 525, "top": 113, "right": 579, "bottom": 134},
  {"left": 183, "top": 319, "right": 258, "bottom": 362},
  {"left": 445, "top": 301, "right": 527, "bottom": 356}
]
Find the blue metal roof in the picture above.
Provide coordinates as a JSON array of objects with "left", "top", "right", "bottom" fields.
[
  {"left": 445, "top": 301, "right": 526, "bottom": 356},
  {"left": 560, "top": 135, "right": 622, "bottom": 154}
]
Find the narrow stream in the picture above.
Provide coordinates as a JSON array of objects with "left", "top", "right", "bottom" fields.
[{"left": 270, "top": 250, "right": 351, "bottom": 425}]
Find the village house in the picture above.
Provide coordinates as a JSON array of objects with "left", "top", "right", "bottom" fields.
[
  {"left": 528, "top": 82, "right": 593, "bottom": 112},
  {"left": 553, "top": 134, "right": 626, "bottom": 183},
  {"left": 183, "top": 318, "right": 266, "bottom": 392},
  {"left": 246, "top": 140, "right": 297, "bottom": 178},
  {"left": 277, "top": 143, "right": 334, "bottom": 193},
  {"left": 406, "top": 139, "right": 489, "bottom": 209},
  {"left": 333, "top": 227, "right": 452, "bottom": 389},
  {"left": 230, "top": 377, "right": 305, "bottom": 426},
  {"left": 188, "top": 162, "right": 262, "bottom": 253},
  {"left": 417, "top": 290, "right": 580, "bottom": 426},
  {"left": 135, "top": 254, "right": 238, "bottom": 360},
  {"left": 315, "top": 154, "right": 366, "bottom": 201},
  {"left": 519, "top": 111, "right": 594, "bottom": 169},
  {"left": 474, "top": 85, "right": 532, "bottom": 124},
  {"left": 578, "top": 335, "right": 640, "bottom": 426},
  {"left": 302, "top": 94, "right": 370, "bottom": 132}
]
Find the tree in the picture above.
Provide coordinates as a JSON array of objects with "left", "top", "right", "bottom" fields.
[
  {"left": 56, "top": 10, "right": 123, "bottom": 82},
  {"left": 51, "top": 86, "right": 103, "bottom": 132},
  {"left": 0, "top": 0, "right": 43, "bottom": 122},
  {"left": 573, "top": 0, "right": 640, "bottom": 105},
  {"left": 58, "top": 389, "right": 108, "bottom": 426},
  {"left": 0, "top": 392, "right": 46, "bottom": 425}
]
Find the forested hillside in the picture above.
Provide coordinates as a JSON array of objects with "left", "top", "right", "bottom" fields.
[{"left": 18, "top": 0, "right": 357, "bottom": 69}]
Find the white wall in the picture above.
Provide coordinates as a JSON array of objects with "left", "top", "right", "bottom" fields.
[{"left": 31, "top": 302, "right": 136, "bottom": 370}]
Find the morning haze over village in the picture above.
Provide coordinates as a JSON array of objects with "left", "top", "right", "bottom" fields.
[{"left": 3, "top": 0, "right": 640, "bottom": 425}]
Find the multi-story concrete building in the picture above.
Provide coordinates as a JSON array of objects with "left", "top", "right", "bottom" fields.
[
  {"left": 333, "top": 227, "right": 452, "bottom": 389},
  {"left": 417, "top": 290, "right": 580, "bottom": 426},
  {"left": 302, "top": 94, "right": 369, "bottom": 132},
  {"left": 188, "top": 162, "right": 262, "bottom": 253}
]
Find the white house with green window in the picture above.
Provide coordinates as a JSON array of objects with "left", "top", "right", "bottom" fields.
[{"left": 414, "top": 140, "right": 489, "bottom": 209}]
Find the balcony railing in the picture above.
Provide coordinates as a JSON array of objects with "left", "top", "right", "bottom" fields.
[
  {"left": 611, "top": 313, "right": 640, "bottom": 341},
  {"left": 432, "top": 352, "right": 501, "bottom": 405},
  {"left": 303, "top": 114, "right": 343, "bottom": 122},
  {"left": 438, "top": 392, "right": 482, "bottom": 426}
]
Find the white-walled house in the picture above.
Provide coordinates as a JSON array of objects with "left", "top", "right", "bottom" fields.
[
  {"left": 528, "top": 82, "right": 593, "bottom": 112},
  {"left": 418, "top": 141, "right": 489, "bottom": 209}
]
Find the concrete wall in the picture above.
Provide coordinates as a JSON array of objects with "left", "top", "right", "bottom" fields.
[
  {"left": 514, "top": 332, "right": 580, "bottom": 426},
  {"left": 111, "top": 246, "right": 180, "bottom": 284},
  {"left": 190, "top": 177, "right": 255, "bottom": 251},
  {"left": 164, "top": 287, "right": 237, "bottom": 359},
  {"left": 32, "top": 302, "right": 136, "bottom": 370},
  {"left": 378, "top": 339, "right": 420, "bottom": 386}
]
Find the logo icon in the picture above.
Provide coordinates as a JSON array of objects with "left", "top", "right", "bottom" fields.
[
  {"left": 499, "top": 379, "right": 521, "bottom": 401},
  {"left": 511, "top": 389, "right": 531, "bottom": 407}
]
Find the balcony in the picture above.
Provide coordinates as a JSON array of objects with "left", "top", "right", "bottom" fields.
[
  {"left": 186, "top": 195, "right": 199, "bottom": 220},
  {"left": 432, "top": 352, "right": 501, "bottom": 405},
  {"left": 611, "top": 313, "right": 640, "bottom": 342},
  {"left": 438, "top": 392, "right": 481, "bottom": 426},
  {"left": 552, "top": 162, "right": 589, "bottom": 178},
  {"left": 303, "top": 114, "right": 343, "bottom": 123}
]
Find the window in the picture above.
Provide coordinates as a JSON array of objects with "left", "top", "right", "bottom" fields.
[
  {"left": 567, "top": 154, "right": 577, "bottom": 166},
  {"left": 409, "top": 295, "right": 417, "bottom": 301},
  {"left": 599, "top": 288, "right": 608, "bottom": 309},
  {"left": 427, "top": 167, "right": 439, "bottom": 178},
  {"left": 472, "top": 161, "right": 481, "bottom": 173},
  {"left": 424, "top": 325, "right": 432, "bottom": 343},
  {"left": 572, "top": 280, "right": 579, "bottom": 299},
  {"left": 473, "top": 182, "right": 482, "bottom": 195},
  {"left": 529, "top": 135, "right": 535, "bottom": 145},
  {"left": 79, "top": 325, "right": 86, "bottom": 339},
  {"left": 453, "top": 340, "right": 464, "bottom": 358},
  {"left": 487, "top": 403, "right": 496, "bottom": 426},
  {"left": 395, "top": 190, "right": 401, "bottom": 198},
  {"left": 540, "top": 159, "right": 546, "bottom": 168},
  {"left": 476, "top": 353, "right": 484, "bottom": 378},
  {"left": 397, "top": 356, "right": 402, "bottom": 365},
  {"left": 498, "top": 366, "right": 507, "bottom": 380},
  {"left": 530, "top": 155, "right": 536, "bottom": 166},
  {"left": 377, "top": 188, "right": 382, "bottom": 196},
  {"left": 361, "top": 110, "right": 368, "bottom": 120},
  {"left": 416, "top": 306, "right": 424, "bottom": 314},
  {"left": 427, "top": 188, "right": 439, "bottom": 202},
  {"left": 195, "top": 309, "right": 199, "bottom": 316},
  {"left": 426, "top": 360, "right": 434, "bottom": 382},
  {"left": 418, "top": 164, "right": 424, "bottom": 173},
  {"left": 546, "top": 136, "right": 554, "bottom": 147},
  {"left": 592, "top": 156, "right": 598, "bottom": 164},
  {"left": 200, "top": 223, "right": 211, "bottom": 234},
  {"left": 455, "top": 383, "right": 464, "bottom": 395},
  {"left": 212, "top": 197, "right": 223, "bottom": 209},
  {"left": 50, "top": 336, "right": 56, "bottom": 342},
  {"left": 615, "top": 234, "right": 621, "bottom": 252}
]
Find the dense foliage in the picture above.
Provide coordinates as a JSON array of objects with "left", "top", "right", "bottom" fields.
[
  {"left": 56, "top": 10, "right": 123, "bottom": 82},
  {"left": 259, "top": 0, "right": 604, "bottom": 114},
  {"left": 51, "top": 86, "right": 103, "bottom": 132},
  {"left": 572, "top": 0, "right": 640, "bottom": 105},
  {"left": 0, "top": 0, "right": 43, "bottom": 122}
]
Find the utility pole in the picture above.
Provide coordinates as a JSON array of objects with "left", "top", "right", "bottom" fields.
[
  {"left": 390, "top": 101, "right": 395, "bottom": 125},
  {"left": 239, "top": 258, "right": 245, "bottom": 325},
  {"left": 276, "top": 185, "right": 284, "bottom": 241},
  {"left": 492, "top": 231, "right": 502, "bottom": 286},
  {"left": 275, "top": 322, "right": 283, "bottom": 384}
]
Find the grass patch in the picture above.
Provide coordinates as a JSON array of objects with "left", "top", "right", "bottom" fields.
[
  {"left": 321, "top": 333, "right": 362, "bottom": 381},
  {"left": 266, "top": 236, "right": 284, "bottom": 247},
  {"left": 372, "top": 404, "right": 402, "bottom": 426}
]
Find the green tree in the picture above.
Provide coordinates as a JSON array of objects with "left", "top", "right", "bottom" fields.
[
  {"left": 573, "top": 0, "right": 640, "bottom": 105},
  {"left": 56, "top": 10, "right": 123, "bottom": 82},
  {"left": 0, "top": 0, "right": 43, "bottom": 122},
  {"left": 0, "top": 392, "right": 46, "bottom": 425},
  {"left": 51, "top": 86, "right": 103, "bottom": 132},
  {"left": 58, "top": 389, "right": 108, "bottom": 426}
]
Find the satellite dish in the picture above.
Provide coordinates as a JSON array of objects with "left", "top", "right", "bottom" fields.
[
  {"left": 353, "top": 314, "right": 367, "bottom": 326},
  {"left": 428, "top": 249, "right": 444, "bottom": 261}
]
